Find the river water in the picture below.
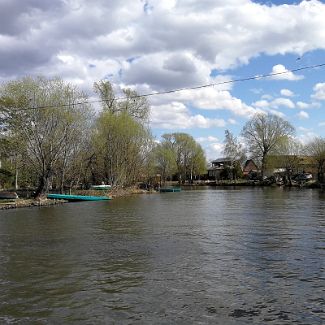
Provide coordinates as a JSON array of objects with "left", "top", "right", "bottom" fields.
[{"left": 0, "top": 187, "right": 324, "bottom": 324}]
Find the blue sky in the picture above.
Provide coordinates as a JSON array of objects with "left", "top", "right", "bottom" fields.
[{"left": 0, "top": 0, "right": 324, "bottom": 160}]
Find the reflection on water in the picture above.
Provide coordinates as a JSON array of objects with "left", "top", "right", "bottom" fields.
[{"left": 0, "top": 187, "right": 324, "bottom": 324}]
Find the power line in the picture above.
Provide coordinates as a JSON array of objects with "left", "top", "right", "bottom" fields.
[{"left": 14, "top": 62, "right": 325, "bottom": 111}]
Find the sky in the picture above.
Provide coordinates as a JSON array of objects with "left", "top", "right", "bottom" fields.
[{"left": 0, "top": 0, "right": 325, "bottom": 160}]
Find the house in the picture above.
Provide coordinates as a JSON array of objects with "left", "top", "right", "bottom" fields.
[
  {"left": 243, "top": 159, "right": 259, "bottom": 177},
  {"left": 207, "top": 157, "right": 232, "bottom": 180}
]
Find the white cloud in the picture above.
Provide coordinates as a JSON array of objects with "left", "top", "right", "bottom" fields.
[
  {"left": 252, "top": 97, "right": 295, "bottom": 109},
  {"left": 150, "top": 102, "right": 226, "bottom": 129},
  {"left": 318, "top": 121, "right": 325, "bottom": 127},
  {"left": 280, "top": 89, "right": 294, "bottom": 97},
  {"left": 268, "top": 109, "right": 286, "bottom": 118},
  {"left": 296, "top": 130, "right": 318, "bottom": 145},
  {"left": 270, "top": 64, "right": 304, "bottom": 81},
  {"left": 1, "top": 0, "right": 325, "bottom": 85},
  {"left": 196, "top": 136, "right": 220, "bottom": 143},
  {"left": 296, "top": 101, "right": 309, "bottom": 109},
  {"left": 252, "top": 99, "right": 270, "bottom": 109},
  {"left": 297, "top": 111, "right": 309, "bottom": 119},
  {"left": 176, "top": 88, "right": 261, "bottom": 117},
  {"left": 196, "top": 136, "right": 224, "bottom": 161},
  {"left": 312, "top": 82, "right": 325, "bottom": 100},
  {"left": 147, "top": 85, "right": 261, "bottom": 118},
  {"left": 296, "top": 101, "right": 320, "bottom": 110},
  {"left": 271, "top": 97, "right": 295, "bottom": 109},
  {"left": 261, "top": 94, "right": 273, "bottom": 100},
  {"left": 298, "top": 126, "right": 311, "bottom": 132},
  {"left": 228, "top": 118, "right": 237, "bottom": 125}
]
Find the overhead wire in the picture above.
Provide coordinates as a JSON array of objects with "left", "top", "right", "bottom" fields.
[{"left": 12, "top": 62, "right": 325, "bottom": 111}]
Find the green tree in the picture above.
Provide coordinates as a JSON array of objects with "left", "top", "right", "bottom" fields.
[
  {"left": 241, "top": 113, "right": 295, "bottom": 178},
  {"left": 159, "top": 133, "right": 206, "bottom": 184},
  {"left": 0, "top": 76, "right": 92, "bottom": 197},
  {"left": 93, "top": 111, "right": 153, "bottom": 187},
  {"left": 267, "top": 137, "right": 303, "bottom": 186},
  {"left": 154, "top": 142, "right": 177, "bottom": 185}
]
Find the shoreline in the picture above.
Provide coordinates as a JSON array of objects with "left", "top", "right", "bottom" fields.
[
  {"left": 1, "top": 183, "right": 323, "bottom": 210},
  {"left": 0, "top": 198, "right": 66, "bottom": 210},
  {"left": 0, "top": 187, "right": 151, "bottom": 210}
]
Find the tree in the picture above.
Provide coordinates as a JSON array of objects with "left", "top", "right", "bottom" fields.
[
  {"left": 241, "top": 113, "right": 295, "bottom": 178},
  {"left": 92, "top": 111, "right": 153, "bottom": 187},
  {"left": 223, "top": 130, "right": 246, "bottom": 181},
  {"left": 92, "top": 81, "right": 152, "bottom": 187},
  {"left": 94, "top": 80, "right": 150, "bottom": 123},
  {"left": 159, "top": 133, "right": 206, "bottom": 184},
  {"left": 154, "top": 142, "right": 177, "bottom": 185},
  {"left": 267, "top": 137, "right": 303, "bottom": 186},
  {"left": 305, "top": 137, "right": 325, "bottom": 183},
  {"left": 0, "top": 76, "right": 92, "bottom": 197},
  {"left": 93, "top": 80, "right": 117, "bottom": 113},
  {"left": 119, "top": 88, "right": 150, "bottom": 123}
]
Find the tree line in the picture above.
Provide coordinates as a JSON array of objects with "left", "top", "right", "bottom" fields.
[
  {"left": 0, "top": 76, "right": 206, "bottom": 197},
  {"left": 224, "top": 113, "right": 325, "bottom": 184},
  {"left": 1, "top": 76, "right": 324, "bottom": 196}
]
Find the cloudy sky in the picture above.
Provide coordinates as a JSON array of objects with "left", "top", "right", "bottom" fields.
[{"left": 1, "top": 0, "right": 325, "bottom": 160}]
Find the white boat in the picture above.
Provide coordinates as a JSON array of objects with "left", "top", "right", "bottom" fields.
[{"left": 90, "top": 184, "right": 112, "bottom": 190}]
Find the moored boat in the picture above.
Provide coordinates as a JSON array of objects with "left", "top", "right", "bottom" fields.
[
  {"left": 47, "top": 194, "right": 111, "bottom": 201},
  {"left": 0, "top": 191, "right": 18, "bottom": 200},
  {"left": 159, "top": 187, "right": 181, "bottom": 193},
  {"left": 90, "top": 184, "right": 111, "bottom": 190}
]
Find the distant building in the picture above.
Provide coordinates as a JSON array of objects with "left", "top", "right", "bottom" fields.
[
  {"left": 243, "top": 159, "right": 259, "bottom": 177},
  {"left": 266, "top": 155, "right": 317, "bottom": 178},
  {"left": 207, "top": 157, "right": 232, "bottom": 180}
]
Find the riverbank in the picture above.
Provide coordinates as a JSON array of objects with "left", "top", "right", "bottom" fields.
[
  {"left": 0, "top": 198, "right": 66, "bottom": 210},
  {"left": 0, "top": 187, "right": 151, "bottom": 210}
]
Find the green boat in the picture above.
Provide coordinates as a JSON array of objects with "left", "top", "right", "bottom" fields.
[
  {"left": 159, "top": 188, "right": 181, "bottom": 193},
  {"left": 47, "top": 194, "right": 111, "bottom": 201}
]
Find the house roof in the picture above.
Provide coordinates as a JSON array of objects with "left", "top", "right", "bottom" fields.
[{"left": 211, "top": 157, "right": 232, "bottom": 164}]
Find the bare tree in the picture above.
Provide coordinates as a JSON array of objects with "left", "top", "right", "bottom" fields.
[
  {"left": 223, "top": 130, "right": 246, "bottom": 180},
  {"left": 94, "top": 80, "right": 150, "bottom": 123},
  {"left": 305, "top": 137, "right": 325, "bottom": 183},
  {"left": 241, "top": 113, "right": 295, "bottom": 178}
]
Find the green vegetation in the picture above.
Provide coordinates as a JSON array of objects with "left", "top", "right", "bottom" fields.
[
  {"left": 1, "top": 77, "right": 324, "bottom": 196},
  {"left": 155, "top": 133, "right": 206, "bottom": 185},
  {"left": 0, "top": 77, "right": 205, "bottom": 196}
]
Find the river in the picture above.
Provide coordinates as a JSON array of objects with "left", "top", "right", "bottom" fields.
[{"left": 0, "top": 187, "right": 324, "bottom": 324}]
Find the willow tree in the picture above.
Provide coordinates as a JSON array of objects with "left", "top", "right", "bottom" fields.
[
  {"left": 241, "top": 113, "right": 295, "bottom": 178},
  {"left": 92, "top": 80, "right": 152, "bottom": 186},
  {"left": 93, "top": 111, "right": 152, "bottom": 187},
  {"left": 0, "top": 76, "right": 92, "bottom": 197},
  {"left": 159, "top": 133, "right": 206, "bottom": 184},
  {"left": 154, "top": 141, "right": 177, "bottom": 185}
]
